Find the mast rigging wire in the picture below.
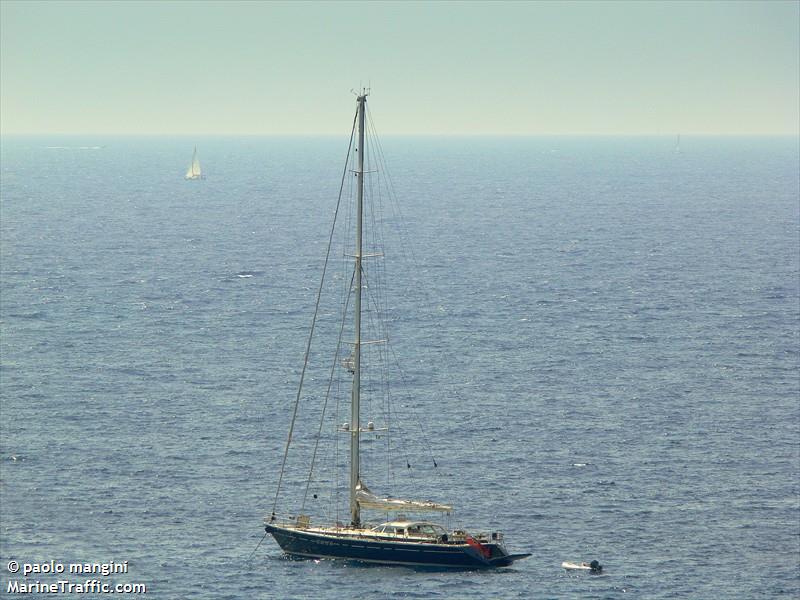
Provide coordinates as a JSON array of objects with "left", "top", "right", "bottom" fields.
[
  {"left": 270, "top": 105, "right": 359, "bottom": 521},
  {"left": 301, "top": 270, "right": 355, "bottom": 513}
]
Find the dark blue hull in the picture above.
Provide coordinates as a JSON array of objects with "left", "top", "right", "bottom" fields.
[{"left": 265, "top": 524, "right": 527, "bottom": 568}]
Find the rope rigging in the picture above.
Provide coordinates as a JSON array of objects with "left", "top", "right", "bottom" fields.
[
  {"left": 269, "top": 105, "right": 359, "bottom": 521},
  {"left": 272, "top": 98, "right": 452, "bottom": 524},
  {"left": 300, "top": 270, "right": 354, "bottom": 513}
]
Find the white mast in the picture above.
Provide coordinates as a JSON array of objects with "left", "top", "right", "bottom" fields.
[{"left": 350, "top": 91, "right": 367, "bottom": 527}]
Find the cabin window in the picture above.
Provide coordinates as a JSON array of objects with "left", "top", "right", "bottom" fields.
[{"left": 417, "top": 525, "right": 430, "bottom": 535}]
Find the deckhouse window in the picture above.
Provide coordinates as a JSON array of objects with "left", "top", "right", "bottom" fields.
[{"left": 419, "top": 525, "right": 436, "bottom": 535}]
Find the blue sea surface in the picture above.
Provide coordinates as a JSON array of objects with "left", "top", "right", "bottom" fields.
[{"left": 1, "top": 134, "right": 798, "bottom": 598}]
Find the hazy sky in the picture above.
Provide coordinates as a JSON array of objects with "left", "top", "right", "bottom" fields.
[{"left": 1, "top": 0, "right": 798, "bottom": 135}]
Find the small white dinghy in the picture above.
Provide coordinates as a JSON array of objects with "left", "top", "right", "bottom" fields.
[{"left": 562, "top": 560, "right": 603, "bottom": 573}]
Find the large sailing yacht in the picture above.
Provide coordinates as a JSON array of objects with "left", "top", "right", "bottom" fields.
[{"left": 264, "top": 91, "right": 530, "bottom": 569}]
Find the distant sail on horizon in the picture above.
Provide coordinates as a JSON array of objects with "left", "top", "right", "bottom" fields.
[{"left": 185, "top": 146, "right": 203, "bottom": 179}]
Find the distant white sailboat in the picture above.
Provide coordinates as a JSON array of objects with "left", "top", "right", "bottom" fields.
[
  {"left": 675, "top": 134, "right": 682, "bottom": 154},
  {"left": 185, "top": 146, "right": 203, "bottom": 180}
]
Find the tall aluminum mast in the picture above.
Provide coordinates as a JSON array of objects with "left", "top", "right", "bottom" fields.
[{"left": 350, "top": 91, "right": 367, "bottom": 527}]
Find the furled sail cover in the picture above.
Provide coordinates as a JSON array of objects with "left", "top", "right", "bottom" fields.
[{"left": 356, "top": 481, "right": 453, "bottom": 513}]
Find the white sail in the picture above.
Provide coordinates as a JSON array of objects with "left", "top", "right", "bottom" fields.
[
  {"left": 185, "top": 147, "right": 202, "bottom": 179},
  {"left": 356, "top": 481, "right": 453, "bottom": 513}
]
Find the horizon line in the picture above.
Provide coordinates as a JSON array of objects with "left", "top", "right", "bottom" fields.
[{"left": 2, "top": 132, "right": 798, "bottom": 138}]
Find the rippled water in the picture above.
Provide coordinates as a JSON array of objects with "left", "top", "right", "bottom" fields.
[{"left": 1, "top": 134, "right": 798, "bottom": 598}]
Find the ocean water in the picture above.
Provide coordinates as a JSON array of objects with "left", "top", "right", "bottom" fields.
[{"left": 1, "top": 134, "right": 798, "bottom": 599}]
